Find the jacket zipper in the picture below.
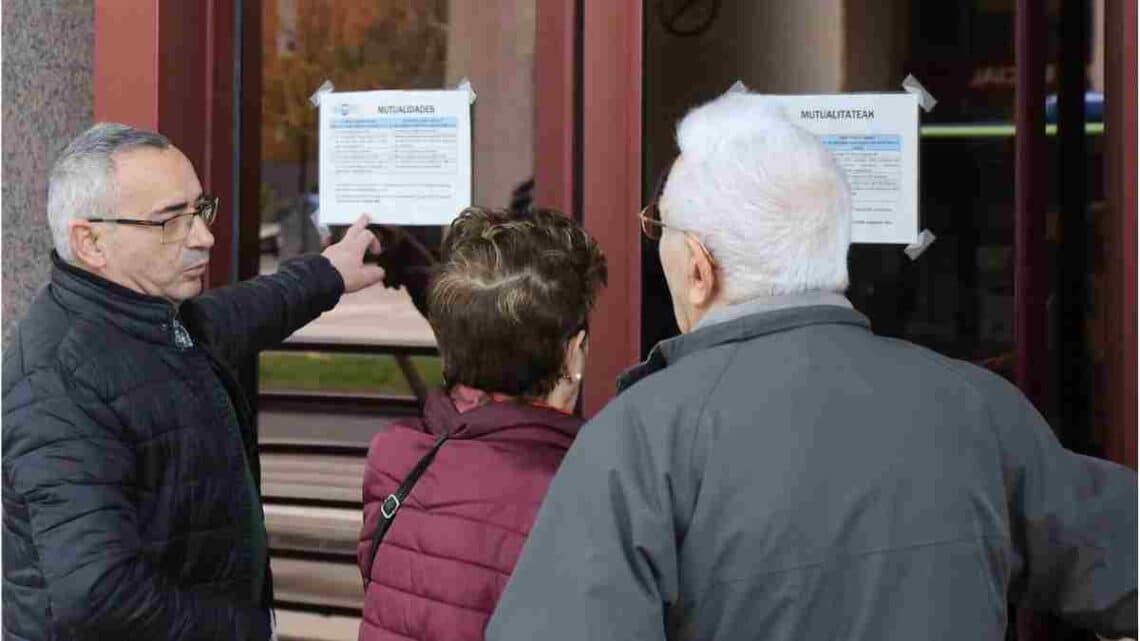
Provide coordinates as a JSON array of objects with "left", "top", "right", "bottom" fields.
[{"left": 168, "top": 310, "right": 194, "bottom": 350}]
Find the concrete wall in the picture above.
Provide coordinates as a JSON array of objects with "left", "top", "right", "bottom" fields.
[{"left": 2, "top": 1, "right": 95, "bottom": 344}]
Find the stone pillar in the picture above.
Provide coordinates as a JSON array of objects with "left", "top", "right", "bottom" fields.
[{"left": 2, "top": 1, "right": 94, "bottom": 345}]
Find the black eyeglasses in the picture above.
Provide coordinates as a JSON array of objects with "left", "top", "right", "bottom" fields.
[
  {"left": 637, "top": 169, "right": 716, "bottom": 265},
  {"left": 88, "top": 194, "right": 218, "bottom": 244}
]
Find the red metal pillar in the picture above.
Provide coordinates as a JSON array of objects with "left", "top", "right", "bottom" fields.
[
  {"left": 1013, "top": 0, "right": 1048, "bottom": 411},
  {"left": 238, "top": 1, "right": 262, "bottom": 283},
  {"left": 1013, "top": 3, "right": 1051, "bottom": 637},
  {"left": 1103, "top": 0, "right": 1138, "bottom": 470},
  {"left": 534, "top": 0, "right": 578, "bottom": 217},
  {"left": 94, "top": 0, "right": 244, "bottom": 288},
  {"left": 581, "top": 0, "right": 643, "bottom": 416}
]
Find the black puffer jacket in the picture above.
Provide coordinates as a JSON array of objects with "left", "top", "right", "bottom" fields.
[{"left": 2, "top": 252, "right": 344, "bottom": 641}]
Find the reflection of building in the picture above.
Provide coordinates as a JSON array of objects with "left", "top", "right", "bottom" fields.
[
  {"left": 4, "top": 0, "right": 1135, "bottom": 436},
  {"left": 260, "top": 0, "right": 450, "bottom": 216},
  {"left": 258, "top": 0, "right": 534, "bottom": 215},
  {"left": 445, "top": 0, "right": 537, "bottom": 207}
]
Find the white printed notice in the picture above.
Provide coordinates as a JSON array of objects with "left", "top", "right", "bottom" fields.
[
  {"left": 762, "top": 93, "right": 920, "bottom": 244},
  {"left": 318, "top": 89, "right": 471, "bottom": 225}
]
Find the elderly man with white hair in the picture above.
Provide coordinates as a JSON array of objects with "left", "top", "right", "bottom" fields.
[{"left": 486, "top": 92, "right": 1137, "bottom": 641}]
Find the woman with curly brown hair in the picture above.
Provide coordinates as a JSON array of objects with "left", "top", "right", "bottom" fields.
[{"left": 357, "top": 206, "right": 606, "bottom": 641}]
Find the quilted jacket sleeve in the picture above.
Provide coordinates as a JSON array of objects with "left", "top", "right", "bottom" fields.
[
  {"left": 3, "top": 370, "right": 272, "bottom": 641},
  {"left": 180, "top": 254, "right": 344, "bottom": 370}
]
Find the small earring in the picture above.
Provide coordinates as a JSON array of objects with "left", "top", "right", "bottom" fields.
[{"left": 574, "top": 372, "right": 583, "bottom": 382}]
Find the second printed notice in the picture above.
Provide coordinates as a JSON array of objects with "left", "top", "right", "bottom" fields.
[{"left": 764, "top": 93, "right": 920, "bottom": 245}]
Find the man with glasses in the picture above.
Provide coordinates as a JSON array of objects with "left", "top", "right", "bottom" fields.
[
  {"left": 2, "top": 123, "right": 385, "bottom": 640},
  {"left": 488, "top": 92, "right": 1136, "bottom": 640}
]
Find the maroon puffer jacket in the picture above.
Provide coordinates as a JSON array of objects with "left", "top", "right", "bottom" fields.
[{"left": 357, "top": 389, "right": 582, "bottom": 641}]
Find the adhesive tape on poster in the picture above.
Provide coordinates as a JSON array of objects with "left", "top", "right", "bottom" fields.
[
  {"left": 726, "top": 80, "right": 749, "bottom": 95},
  {"left": 455, "top": 77, "right": 477, "bottom": 105},
  {"left": 904, "top": 229, "right": 937, "bottom": 260},
  {"left": 309, "top": 79, "right": 335, "bottom": 108},
  {"left": 901, "top": 74, "right": 937, "bottom": 112}
]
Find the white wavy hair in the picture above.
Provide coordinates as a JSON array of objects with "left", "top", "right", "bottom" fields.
[
  {"left": 660, "top": 92, "right": 851, "bottom": 301},
  {"left": 47, "top": 123, "right": 171, "bottom": 261}
]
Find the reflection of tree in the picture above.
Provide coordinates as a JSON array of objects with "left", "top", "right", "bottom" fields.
[{"left": 262, "top": 0, "right": 448, "bottom": 203}]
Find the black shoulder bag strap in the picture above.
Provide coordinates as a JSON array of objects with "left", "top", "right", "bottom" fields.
[{"left": 363, "top": 432, "right": 450, "bottom": 589}]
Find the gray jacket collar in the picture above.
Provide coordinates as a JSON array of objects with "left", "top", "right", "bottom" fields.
[
  {"left": 616, "top": 304, "right": 871, "bottom": 393},
  {"left": 694, "top": 292, "right": 853, "bottom": 331}
]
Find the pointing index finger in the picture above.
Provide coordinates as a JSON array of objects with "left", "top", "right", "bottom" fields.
[{"left": 348, "top": 214, "right": 371, "bottom": 236}]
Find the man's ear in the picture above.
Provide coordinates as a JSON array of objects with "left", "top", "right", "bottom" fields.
[
  {"left": 684, "top": 234, "right": 718, "bottom": 309},
  {"left": 69, "top": 219, "right": 109, "bottom": 269}
]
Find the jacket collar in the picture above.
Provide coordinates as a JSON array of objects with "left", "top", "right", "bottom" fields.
[
  {"left": 49, "top": 251, "right": 186, "bottom": 347},
  {"left": 694, "top": 291, "right": 853, "bottom": 331},
  {"left": 420, "top": 388, "right": 583, "bottom": 441},
  {"left": 617, "top": 304, "right": 871, "bottom": 393}
]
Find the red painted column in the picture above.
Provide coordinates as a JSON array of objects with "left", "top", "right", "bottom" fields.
[
  {"left": 1103, "top": 0, "right": 1138, "bottom": 470},
  {"left": 94, "top": 2, "right": 160, "bottom": 128},
  {"left": 581, "top": 0, "right": 643, "bottom": 416},
  {"left": 94, "top": 0, "right": 242, "bottom": 288}
]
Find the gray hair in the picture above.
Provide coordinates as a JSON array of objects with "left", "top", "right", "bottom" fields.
[
  {"left": 47, "top": 122, "right": 171, "bottom": 261},
  {"left": 663, "top": 93, "right": 851, "bottom": 301}
]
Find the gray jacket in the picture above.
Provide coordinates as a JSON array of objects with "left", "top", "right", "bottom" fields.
[{"left": 486, "top": 305, "right": 1137, "bottom": 640}]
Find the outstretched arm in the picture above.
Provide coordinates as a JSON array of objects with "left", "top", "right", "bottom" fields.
[
  {"left": 182, "top": 214, "right": 385, "bottom": 368},
  {"left": 977, "top": 369, "right": 1138, "bottom": 637}
]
